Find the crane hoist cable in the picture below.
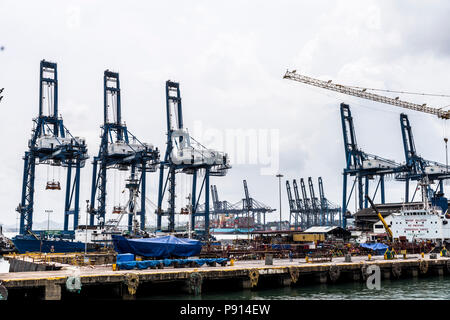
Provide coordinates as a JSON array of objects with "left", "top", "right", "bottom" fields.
[
  {"left": 50, "top": 85, "right": 54, "bottom": 116},
  {"left": 113, "top": 169, "right": 117, "bottom": 206},
  {"left": 46, "top": 84, "right": 51, "bottom": 115}
]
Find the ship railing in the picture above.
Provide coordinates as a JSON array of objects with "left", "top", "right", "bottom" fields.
[{"left": 401, "top": 203, "right": 442, "bottom": 214}]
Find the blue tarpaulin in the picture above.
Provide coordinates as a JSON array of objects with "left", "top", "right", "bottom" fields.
[
  {"left": 271, "top": 244, "right": 292, "bottom": 250},
  {"left": 116, "top": 258, "right": 229, "bottom": 270},
  {"left": 116, "top": 253, "right": 134, "bottom": 263},
  {"left": 112, "top": 235, "right": 203, "bottom": 258},
  {"left": 359, "top": 243, "right": 388, "bottom": 255}
]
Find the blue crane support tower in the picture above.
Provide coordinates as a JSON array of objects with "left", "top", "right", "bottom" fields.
[
  {"left": 399, "top": 113, "right": 450, "bottom": 202},
  {"left": 210, "top": 185, "right": 219, "bottom": 225},
  {"left": 157, "top": 81, "right": 230, "bottom": 235},
  {"left": 340, "top": 103, "right": 409, "bottom": 228},
  {"left": 16, "top": 60, "right": 89, "bottom": 235},
  {"left": 89, "top": 70, "right": 159, "bottom": 232}
]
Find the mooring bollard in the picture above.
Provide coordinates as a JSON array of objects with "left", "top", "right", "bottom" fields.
[{"left": 401, "top": 250, "right": 407, "bottom": 259}]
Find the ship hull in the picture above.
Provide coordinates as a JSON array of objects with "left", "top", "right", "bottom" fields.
[{"left": 12, "top": 237, "right": 100, "bottom": 254}]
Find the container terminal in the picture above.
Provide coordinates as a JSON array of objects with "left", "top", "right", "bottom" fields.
[{"left": 2, "top": 61, "right": 450, "bottom": 300}]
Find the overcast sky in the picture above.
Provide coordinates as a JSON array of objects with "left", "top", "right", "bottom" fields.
[{"left": 1, "top": 0, "right": 450, "bottom": 229}]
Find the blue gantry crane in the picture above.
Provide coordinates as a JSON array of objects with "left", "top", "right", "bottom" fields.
[
  {"left": 299, "top": 178, "right": 312, "bottom": 228},
  {"left": 89, "top": 70, "right": 159, "bottom": 233},
  {"left": 195, "top": 184, "right": 244, "bottom": 229},
  {"left": 210, "top": 185, "right": 220, "bottom": 224},
  {"left": 156, "top": 81, "right": 230, "bottom": 234},
  {"left": 286, "top": 177, "right": 341, "bottom": 229},
  {"left": 340, "top": 103, "right": 409, "bottom": 228},
  {"left": 292, "top": 179, "right": 305, "bottom": 229},
  {"left": 399, "top": 113, "right": 450, "bottom": 202},
  {"left": 198, "top": 182, "right": 275, "bottom": 230},
  {"left": 16, "top": 60, "right": 89, "bottom": 235},
  {"left": 241, "top": 180, "right": 276, "bottom": 230},
  {"left": 308, "top": 177, "right": 321, "bottom": 226},
  {"left": 318, "top": 177, "right": 341, "bottom": 226},
  {"left": 285, "top": 181, "right": 298, "bottom": 229},
  {"left": 209, "top": 185, "right": 243, "bottom": 216}
]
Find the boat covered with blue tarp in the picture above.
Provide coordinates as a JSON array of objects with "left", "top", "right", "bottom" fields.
[
  {"left": 112, "top": 235, "right": 203, "bottom": 258},
  {"left": 359, "top": 242, "right": 389, "bottom": 255}
]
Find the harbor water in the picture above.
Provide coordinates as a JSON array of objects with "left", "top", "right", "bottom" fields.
[{"left": 143, "top": 276, "right": 450, "bottom": 300}]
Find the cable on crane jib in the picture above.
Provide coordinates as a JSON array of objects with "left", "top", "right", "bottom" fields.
[{"left": 344, "top": 85, "right": 450, "bottom": 98}]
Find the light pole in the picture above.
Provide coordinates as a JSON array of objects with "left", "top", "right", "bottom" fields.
[
  {"left": 44, "top": 210, "right": 53, "bottom": 233},
  {"left": 276, "top": 174, "right": 283, "bottom": 231},
  {"left": 85, "top": 200, "right": 89, "bottom": 255},
  {"left": 445, "top": 138, "right": 448, "bottom": 174}
]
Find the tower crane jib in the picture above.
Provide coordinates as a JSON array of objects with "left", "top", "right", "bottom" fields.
[{"left": 283, "top": 70, "right": 450, "bottom": 119}]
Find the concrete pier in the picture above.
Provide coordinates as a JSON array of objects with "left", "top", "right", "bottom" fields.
[{"left": 1, "top": 254, "right": 449, "bottom": 300}]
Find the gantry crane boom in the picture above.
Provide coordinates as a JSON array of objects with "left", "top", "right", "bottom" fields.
[{"left": 283, "top": 70, "right": 450, "bottom": 119}]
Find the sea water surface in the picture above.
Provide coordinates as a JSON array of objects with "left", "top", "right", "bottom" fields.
[{"left": 143, "top": 276, "right": 449, "bottom": 300}]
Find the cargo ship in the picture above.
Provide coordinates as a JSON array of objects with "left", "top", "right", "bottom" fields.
[{"left": 372, "top": 180, "right": 450, "bottom": 244}]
